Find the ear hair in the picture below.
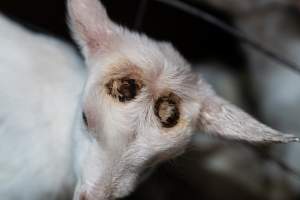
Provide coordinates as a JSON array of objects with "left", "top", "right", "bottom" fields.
[
  {"left": 196, "top": 82, "right": 299, "bottom": 144},
  {"left": 67, "top": 0, "right": 119, "bottom": 58}
]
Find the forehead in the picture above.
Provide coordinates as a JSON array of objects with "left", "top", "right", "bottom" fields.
[
  {"left": 118, "top": 33, "right": 189, "bottom": 72},
  {"left": 90, "top": 36, "right": 196, "bottom": 97},
  {"left": 99, "top": 59, "right": 195, "bottom": 101}
]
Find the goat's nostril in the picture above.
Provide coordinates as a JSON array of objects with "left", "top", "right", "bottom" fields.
[
  {"left": 155, "top": 93, "right": 180, "bottom": 128},
  {"left": 105, "top": 77, "right": 143, "bottom": 103},
  {"left": 118, "top": 78, "right": 137, "bottom": 102}
]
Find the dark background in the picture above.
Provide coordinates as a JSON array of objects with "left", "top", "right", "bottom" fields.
[{"left": 0, "top": 0, "right": 245, "bottom": 69}]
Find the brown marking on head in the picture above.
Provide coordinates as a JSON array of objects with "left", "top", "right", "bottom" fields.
[
  {"left": 154, "top": 92, "right": 181, "bottom": 128},
  {"left": 103, "top": 60, "right": 144, "bottom": 103}
]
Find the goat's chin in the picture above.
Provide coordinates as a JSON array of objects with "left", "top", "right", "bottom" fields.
[
  {"left": 73, "top": 173, "right": 138, "bottom": 200},
  {"left": 111, "top": 174, "right": 139, "bottom": 199}
]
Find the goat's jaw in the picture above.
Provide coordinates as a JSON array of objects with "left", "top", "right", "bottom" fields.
[
  {"left": 71, "top": 128, "right": 144, "bottom": 200},
  {"left": 73, "top": 162, "right": 139, "bottom": 200}
]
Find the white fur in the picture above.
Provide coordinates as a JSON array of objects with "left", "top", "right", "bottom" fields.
[
  {"left": 0, "top": 14, "right": 85, "bottom": 200},
  {"left": 0, "top": 1, "right": 298, "bottom": 200}
]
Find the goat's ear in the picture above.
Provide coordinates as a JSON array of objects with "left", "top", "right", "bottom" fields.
[
  {"left": 196, "top": 81, "right": 299, "bottom": 144},
  {"left": 67, "top": 0, "right": 119, "bottom": 58}
]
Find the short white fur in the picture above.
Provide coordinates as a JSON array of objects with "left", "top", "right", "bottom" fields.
[{"left": 0, "top": 0, "right": 299, "bottom": 200}]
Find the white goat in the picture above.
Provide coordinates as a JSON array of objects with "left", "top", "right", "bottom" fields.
[{"left": 0, "top": 0, "right": 298, "bottom": 199}]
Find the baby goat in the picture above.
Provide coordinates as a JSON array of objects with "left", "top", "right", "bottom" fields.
[{"left": 0, "top": 0, "right": 298, "bottom": 199}]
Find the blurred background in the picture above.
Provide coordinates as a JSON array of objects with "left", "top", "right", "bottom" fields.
[{"left": 1, "top": 0, "right": 300, "bottom": 199}]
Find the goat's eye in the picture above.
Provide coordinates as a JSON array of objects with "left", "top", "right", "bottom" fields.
[
  {"left": 155, "top": 93, "right": 180, "bottom": 128},
  {"left": 105, "top": 77, "right": 143, "bottom": 102},
  {"left": 82, "top": 112, "right": 88, "bottom": 127}
]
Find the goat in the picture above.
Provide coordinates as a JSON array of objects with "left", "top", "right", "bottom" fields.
[{"left": 0, "top": 0, "right": 298, "bottom": 199}]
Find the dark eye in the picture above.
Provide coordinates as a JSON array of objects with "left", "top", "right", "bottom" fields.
[
  {"left": 154, "top": 93, "right": 180, "bottom": 128},
  {"left": 82, "top": 112, "right": 88, "bottom": 127},
  {"left": 105, "top": 77, "right": 143, "bottom": 102}
]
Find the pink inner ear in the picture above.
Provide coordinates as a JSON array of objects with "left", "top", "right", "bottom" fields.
[
  {"left": 83, "top": 27, "right": 105, "bottom": 54},
  {"left": 68, "top": 0, "right": 117, "bottom": 55}
]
